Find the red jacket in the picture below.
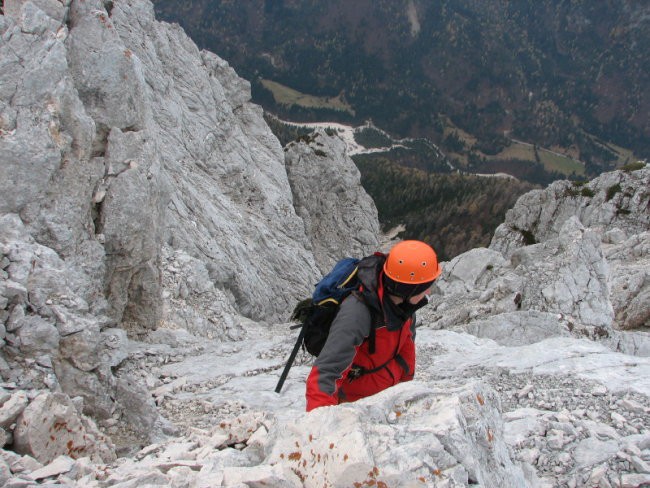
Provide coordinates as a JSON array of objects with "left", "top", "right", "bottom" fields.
[{"left": 306, "top": 254, "right": 424, "bottom": 411}]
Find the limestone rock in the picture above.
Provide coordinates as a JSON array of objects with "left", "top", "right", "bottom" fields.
[
  {"left": 464, "top": 311, "right": 571, "bottom": 346},
  {"left": 490, "top": 167, "right": 650, "bottom": 257},
  {"left": 1, "top": 0, "right": 383, "bottom": 442},
  {"left": 573, "top": 437, "right": 620, "bottom": 468},
  {"left": 0, "top": 390, "right": 28, "bottom": 429},
  {"left": 0, "top": 456, "right": 10, "bottom": 486},
  {"left": 4, "top": 0, "right": 70, "bottom": 25},
  {"left": 14, "top": 315, "right": 60, "bottom": 356},
  {"left": 441, "top": 247, "right": 507, "bottom": 293},
  {"left": 13, "top": 391, "right": 116, "bottom": 464},
  {"left": 106, "top": 0, "right": 324, "bottom": 322},
  {"left": 99, "top": 328, "right": 128, "bottom": 368},
  {"left": 27, "top": 455, "right": 75, "bottom": 481},
  {"left": 0, "top": 214, "right": 148, "bottom": 425},
  {"left": 113, "top": 377, "right": 159, "bottom": 441},
  {"left": 221, "top": 465, "right": 302, "bottom": 488},
  {"left": 284, "top": 129, "right": 381, "bottom": 273},
  {"left": 425, "top": 170, "right": 649, "bottom": 356},
  {"left": 160, "top": 248, "right": 243, "bottom": 339},
  {"left": 607, "top": 231, "right": 650, "bottom": 330},
  {"left": 266, "top": 381, "right": 527, "bottom": 487},
  {"left": 512, "top": 217, "right": 613, "bottom": 328}
]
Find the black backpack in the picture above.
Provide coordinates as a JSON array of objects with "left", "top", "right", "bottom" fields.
[{"left": 275, "top": 257, "right": 378, "bottom": 393}]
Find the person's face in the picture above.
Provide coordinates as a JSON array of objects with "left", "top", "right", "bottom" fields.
[
  {"left": 407, "top": 288, "right": 430, "bottom": 304},
  {"left": 388, "top": 287, "right": 431, "bottom": 305}
]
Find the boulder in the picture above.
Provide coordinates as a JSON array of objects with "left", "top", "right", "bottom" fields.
[
  {"left": 13, "top": 391, "right": 116, "bottom": 464},
  {"left": 266, "top": 381, "right": 527, "bottom": 487}
]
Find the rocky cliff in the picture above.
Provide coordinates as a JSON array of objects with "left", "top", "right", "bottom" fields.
[
  {"left": 0, "top": 0, "right": 379, "bottom": 459},
  {"left": 421, "top": 167, "right": 650, "bottom": 355},
  {"left": 0, "top": 1, "right": 649, "bottom": 487}
]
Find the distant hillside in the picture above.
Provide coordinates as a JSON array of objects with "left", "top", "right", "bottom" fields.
[
  {"left": 353, "top": 155, "right": 535, "bottom": 260},
  {"left": 153, "top": 0, "right": 648, "bottom": 181}
]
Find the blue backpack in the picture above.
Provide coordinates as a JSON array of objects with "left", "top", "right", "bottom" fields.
[{"left": 275, "top": 257, "right": 378, "bottom": 393}]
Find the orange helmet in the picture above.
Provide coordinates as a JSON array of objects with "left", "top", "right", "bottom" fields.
[{"left": 383, "top": 240, "right": 442, "bottom": 284}]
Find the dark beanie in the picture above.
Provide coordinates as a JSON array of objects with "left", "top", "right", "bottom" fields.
[{"left": 382, "top": 274, "right": 434, "bottom": 299}]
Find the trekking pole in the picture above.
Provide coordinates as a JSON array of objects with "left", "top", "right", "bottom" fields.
[{"left": 275, "top": 324, "right": 306, "bottom": 393}]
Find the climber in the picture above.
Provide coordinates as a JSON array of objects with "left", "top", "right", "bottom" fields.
[{"left": 306, "top": 240, "right": 442, "bottom": 411}]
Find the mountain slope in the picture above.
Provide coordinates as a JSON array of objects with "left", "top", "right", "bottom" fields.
[
  {"left": 152, "top": 0, "right": 649, "bottom": 175},
  {"left": 0, "top": 0, "right": 378, "bottom": 448}
]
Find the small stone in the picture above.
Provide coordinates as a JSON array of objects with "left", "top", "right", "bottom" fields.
[
  {"left": 0, "top": 389, "right": 11, "bottom": 406},
  {"left": 555, "top": 411, "right": 571, "bottom": 423},
  {"left": 619, "top": 399, "right": 647, "bottom": 415},
  {"left": 620, "top": 473, "right": 650, "bottom": 488},
  {"left": 517, "top": 448, "right": 540, "bottom": 465},
  {"left": 35, "top": 356, "right": 52, "bottom": 369},
  {"left": 598, "top": 476, "right": 612, "bottom": 488},
  {"left": 28, "top": 455, "right": 75, "bottom": 480},
  {"left": 0, "top": 457, "right": 10, "bottom": 486},
  {"left": 518, "top": 384, "right": 534, "bottom": 399},
  {"left": 547, "top": 430, "right": 567, "bottom": 450},
  {"left": 3, "top": 281, "right": 27, "bottom": 304},
  {"left": 588, "top": 464, "right": 607, "bottom": 484},
  {"left": 10, "top": 455, "right": 43, "bottom": 474},
  {"left": 617, "top": 450, "right": 632, "bottom": 462},
  {"left": 0, "top": 391, "right": 29, "bottom": 429},
  {"left": 630, "top": 455, "right": 650, "bottom": 473},
  {"left": 637, "top": 434, "right": 650, "bottom": 450},
  {"left": 587, "top": 410, "right": 600, "bottom": 421},
  {"left": 592, "top": 385, "right": 608, "bottom": 396},
  {"left": 623, "top": 444, "right": 642, "bottom": 457},
  {"left": 574, "top": 438, "right": 619, "bottom": 467}
]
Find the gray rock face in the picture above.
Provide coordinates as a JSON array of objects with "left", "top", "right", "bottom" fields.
[
  {"left": 606, "top": 231, "right": 650, "bottom": 332},
  {"left": 1, "top": 0, "right": 325, "bottom": 331},
  {"left": 0, "top": 0, "right": 382, "bottom": 449},
  {"left": 490, "top": 167, "right": 650, "bottom": 257},
  {"left": 284, "top": 129, "right": 380, "bottom": 273},
  {"left": 424, "top": 166, "right": 649, "bottom": 357},
  {"left": 512, "top": 217, "right": 613, "bottom": 328},
  {"left": 105, "top": 0, "right": 321, "bottom": 322}
]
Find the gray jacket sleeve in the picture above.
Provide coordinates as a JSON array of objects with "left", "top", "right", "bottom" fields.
[{"left": 312, "top": 295, "right": 373, "bottom": 395}]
